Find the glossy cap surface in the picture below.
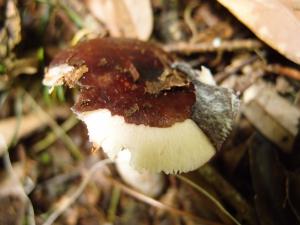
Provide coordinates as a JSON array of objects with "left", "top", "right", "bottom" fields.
[{"left": 48, "top": 38, "right": 195, "bottom": 127}]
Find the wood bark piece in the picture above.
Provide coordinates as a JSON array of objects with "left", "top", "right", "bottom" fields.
[{"left": 243, "top": 80, "right": 300, "bottom": 152}]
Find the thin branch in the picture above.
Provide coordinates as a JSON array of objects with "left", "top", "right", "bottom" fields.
[
  {"left": 214, "top": 55, "right": 258, "bottom": 83},
  {"left": 266, "top": 64, "right": 300, "bottom": 81},
  {"left": 164, "top": 39, "right": 262, "bottom": 54}
]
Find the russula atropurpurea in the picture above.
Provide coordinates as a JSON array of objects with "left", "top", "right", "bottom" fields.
[{"left": 43, "top": 38, "right": 239, "bottom": 173}]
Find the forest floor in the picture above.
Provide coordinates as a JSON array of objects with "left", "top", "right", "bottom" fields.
[{"left": 0, "top": 1, "right": 300, "bottom": 225}]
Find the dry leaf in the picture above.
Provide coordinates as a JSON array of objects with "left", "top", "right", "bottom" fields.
[
  {"left": 243, "top": 80, "right": 300, "bottom": 152},
  {"left": 217, "top": 0, "right": 300, "bottom": 65},
  {"left": 86, "top": 0, "right": 153, "bottom": 40},
  {"left": 249, "top": 134, "right": 299, "bottom": 225},
  {"left": 0, "top": 107, "right": 69, "bottom": 156}
]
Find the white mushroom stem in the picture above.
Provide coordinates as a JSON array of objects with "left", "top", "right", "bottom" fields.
[{"left": 115, "top": 149, "right": 165, "bottom": 197}]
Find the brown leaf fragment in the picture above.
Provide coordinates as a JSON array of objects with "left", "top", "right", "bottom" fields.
[
  {"left": 126, "top": 61, "right": 140, "bottom": 81},
  {"left": 124, "top": 103, "right": 139, "bottom": 117},
  {"left": 145, "top": 69, "right": 189, "bottom": 94},
  {"left": 63, "top": 65, "right": 89, "bottom": 88},
  {"left": 43, "top": 64, "right": 88, "bottom": 91},
  {"left": 217, "top": 0, "right": 300, "bottom": 65}
]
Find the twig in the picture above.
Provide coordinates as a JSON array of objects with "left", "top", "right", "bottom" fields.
[
  {"left": 42, "top": 159, "right": 113, "bottom": 225},
  {"left": 215, "top": 55, "right": 258, "bottom": 83},
  {"left": 236, "top": 69, "right": 264, "bottom": 94},
  {"left": 164, "top": 39, "right": 262, "bottom": 54},
  {"left": 266, "top": 64, "right": 300, "bottom": 81},
  {"left": 110, "top": 178, "right": 225, "bottom": 225},
  {"left": 177, "top": 175, "right": 242, "bottom": 225}
]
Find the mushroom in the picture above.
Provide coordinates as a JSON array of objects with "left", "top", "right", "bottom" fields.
[{"left": 43, "top": 38, "right": 239, "bottom": 174}]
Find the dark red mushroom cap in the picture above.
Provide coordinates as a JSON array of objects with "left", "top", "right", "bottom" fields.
[{"left": 46, "top": 38, "right": 195, "bottom": 127}]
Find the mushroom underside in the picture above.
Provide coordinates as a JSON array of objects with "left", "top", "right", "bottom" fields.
[{"left": 77, "top": 108, "right": 215, "bottom": 174}]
